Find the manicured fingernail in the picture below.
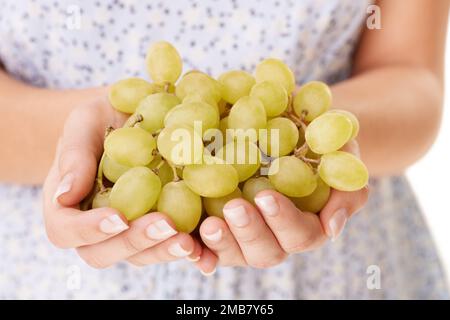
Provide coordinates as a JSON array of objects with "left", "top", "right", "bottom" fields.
[
  {"left": 329, "top": 208, "right": 348, "bottom": 241},
  {"left": 255, "top": 195, "right": 279, "bottom": 217},
  {"left": 186, "top": 256, "right": 200, "bottom": 262},
  {"left": 202, "top": 229, "right": 222, "bottom": 242},
  {"left": 146, "top": 220, "right": 177, "bottom": 240},
  {"left": 52, "top": 173, "right": 74, "bottom": 204},
  {"left": 200, "top": 267, "right": 216, "bottom": 277},
  {"left": 99, "top": 214, "right": 129, "bottom": 234},
  {"left": 223, "top": 205, "right": 249, "bottom": 227},
  {"left": 168, "top": 243, "right": 192, "bottom": 257}
]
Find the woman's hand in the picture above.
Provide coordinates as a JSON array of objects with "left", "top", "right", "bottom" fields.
[
  {"left": 42, "top": 98, "right": 202, "bottom": 269},
  {"left": 195, "top": 141, "right": 369, "bottom": 274}
]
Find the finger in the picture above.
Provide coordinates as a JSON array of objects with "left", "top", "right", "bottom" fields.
[
  {"left": 126, "top": 233, "right": 195, "bottom": 266},
  {"left": 199, "top": 216, "right": 246, "bottom": 267},
  {"left": 254, "top": 190, "right": 327, "bottom": 253},
  {"left": 195, "top": 247, "right": 218, "bottom": 277},
  {"left": 187, "top": 239, "right": 203, "bottom": 262},
  {"left": 222, "top": 199, "right": 287, "bottom": 269},
  {"left": 76, "top": 213, "right": 178, "bottom": 268},
  {"left": 319, "top": 186, "right": 369, "bottom": 241}
]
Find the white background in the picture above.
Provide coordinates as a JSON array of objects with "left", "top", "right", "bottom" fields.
[{"left": 407, "top": 30, "right": 450, "bottom": 287}]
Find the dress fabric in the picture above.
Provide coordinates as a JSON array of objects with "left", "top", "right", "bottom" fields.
[{"left": 0, "top": 0, "right": 448, "bottom": 299}]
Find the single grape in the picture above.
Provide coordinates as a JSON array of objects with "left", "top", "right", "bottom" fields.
[
  {"left": 103, "top": 155, "right": 130, "bottom": 183},
  {"left": 108, "top": 78, "right": 155, "bottom": 114},
  {"left": 92, "top": 188, "right": 111, "bottom": 208},
  {"left": 218, "top": 70, "right": 255, "bottom": 104},
  {"left": 157, "top": 125, "right": 204, "bottom": 165},
  {"left": 203, "top": 188, "right": 242, "bottom": 219},
  {"left": 305, "top": 112, "right": 353, "bottom": 154},
  {"left": 135, "top": 93, "right": 181, "bottom": 134},
  {"left": 110, "top": 167, "right": 161, "bottom": 220},
  {"left": 146, "top": 41, "right": 182, "bottom": 84},
  {"left": 157, "top": 181, "right": 202, "bottom": 233},
  {"left": 147, "top": 155, "right": 174, "bottom": 186},
  {"left": 216, "top": 139, "right": 261, "bottom": 182},
  {"left": 318, "top": 151, "right": 369, "bottom": 192},
  {"left": 228, "top": 96, "right": 267, "bottom": 137},
  {"left": 259, "top": 117, "right": 299, "bottom": 157},
  {"left": 176, "top": 72, "right": 222, "bottom": 103},
  {"left": 250, "top": 81, "right": 288, "bottom": 117},
  {"left": 242, "top": 177, "right": 275, "bottom": 205},
  {"left": 183, "top": 156, "right": 239, "bottom": 197},
  {"left": 182, "top": 92, "right": 218, "bottom": 110},
  {"left": 290, "top": 177, "right": 330, "bottom": 213},
  {"left": 329, "top": 109, "right": 360, "bottom": 140},
  {"left": 293, "top": 81, "right": 332, "bottom": 122},
  {"left": 268, "top": 156, "right": 317, "bottom": 197},
  {"left": 164, "top": 101, "right": 220, "bottom": 132},
  {"left": 104, "top": 127, "right": 156, "bottom": 167},
  {"left": 255, "top": 58, "right": 296, "bottom": 94}
]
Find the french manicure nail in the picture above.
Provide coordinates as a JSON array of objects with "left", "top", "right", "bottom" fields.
[
  {"left": 200, "top": 267, "right": 216, "bottom": 277},
  {"left": 99, "top": 214, "right": 129, "bottom": 234},
  {"left": 168, "top": 243, "right": 192, "bottom": 257},
  {"left": 223, "top": 205, "right": 249, "bottom": 227},
  {"left": 329, "top": 208, "right": 348, "bottom": 241},
  {"left": 255, "top": 195, "right": 279, "bottom": 217},
  {"left": 186, "top": 256, "right": 200, "bottom": 262},
  {"left": 146, "top": 220, "right": 177, "bottom": 240},
  {"left": 52, "top": 173, "right": 74, "bottom": 204},
  {"left": 203, "top": 229, "right": 222, "bottom": 242}
]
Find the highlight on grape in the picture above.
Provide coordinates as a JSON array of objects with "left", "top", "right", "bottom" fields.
[{"left": 81, "top": 41, "right": 369, "bottom": 234}]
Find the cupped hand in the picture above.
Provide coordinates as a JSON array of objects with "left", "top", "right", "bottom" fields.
[
  {"left": 42, "top": 98, "right": 202, "bottom": 269},
  {"left": 195, "top": 140, "right": 369, "bottom": 274}
]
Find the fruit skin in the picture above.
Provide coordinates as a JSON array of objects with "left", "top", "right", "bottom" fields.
[
  {"left": 259, "top": 117, "right": 299, "bottom": 157},
  {"left": 242, "top": 177, "right": 275, "bottom": 205},
  {"left": 108, "top": 78, "right": 155, "bottom": 114},
  {"left": 228, "top": 96, "right": 267, "bottom": 136},
  {"left": 255, "top": 58, "right": 296, "bottom": 94},
  {"left": 164, "top": 101, "right": 220, "bottom": 132},
  {"left": 290, "top": 178, "right": 330, "bottom": 213},
  {"left": 203, "top": 188, "right": 242, "bottom": 219},
  {"left": 318, "top": 151, "right": 369, "bottom": 192},
  {"left": 157, "top": 181, "right": 202, "bottom": 233},
  {"left": 147, "top": 155, "right": 174, "bottom": 186},
  {"left": 176, "top": 72, "right": 222, "bottom": 103},
  {"left": 110, "top": 167, "right": 162, "bottom": 221},
  {"left": 329, "top": 109, "right": 360, "bottom": 140},
  {"left": 250, "top": 80, "right": 288, "bottom": 117},
  {"left": 103, "top": 155, "right": 130, "bottom": 183},
  {"left": 218, "top": 70, "right": 256, "bottom": 104},
  {"left": 293, "top": 81, "right": 332, "bottom": 122},
  {"left": 104, "top": 127, "right": 156, "bottom": 167},
  {"left": 146, "top": 41, "right": 182, "bottom": 84},
  {"left": 268, "top": 156, "right": 317, "bottom": 197},
  {"left": 92, "top": 188, "right": 111, "bottom": 208}
]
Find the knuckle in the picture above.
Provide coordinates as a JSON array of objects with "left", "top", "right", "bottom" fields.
[
  {"left": 249, "top": 252, "right": 287, "bottom": 269},
  {"left": 121, "top": 234, "right": 144, "bottom": 254},
  {"left": 282, "top": 233, "right": 323, "bottom": 254},
  {"left": 76, "top": 227, "right": 96, "bottom": 245}
]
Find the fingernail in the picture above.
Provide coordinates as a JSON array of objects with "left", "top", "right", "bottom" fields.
[
  {"left": 223, "top": 205, "right": 249, "bottom": 227},
  {"left": 200, "top": 267, "right": 216, "bottom": 277},
  {"left": 168, "top": 243, "right": 192, "bottom": 257},
  {"left": 202, "top": 229, "right": 222, "bottom": 242},
  {"left": 254, "top": 195, "right": 279, "bottom": 217},
  {"left": 52, "top": 173, "right": 74, "bottom": 204},
  {"left": 329, "top": 208, "right": 348, "bottom": 241},
  {"left": 99, "top": 214, "right": 129, "bottom": 234},
  {"left": 186, "top": 256, "right": 200, "bottom": 262},
  {"left": 146, "top": 220, "right": 177, "bottom": 240}
]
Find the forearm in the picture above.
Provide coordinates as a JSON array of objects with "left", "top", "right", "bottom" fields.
[
  {"left": 0, "top": 70, "right": 106, "bottom": 184},
  {"left": 331, "top": 65, "right": 443, "bottom": 176}
]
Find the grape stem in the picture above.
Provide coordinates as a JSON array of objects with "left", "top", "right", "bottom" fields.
[
  {"left": 105, "top": 126, "right": 114, "bottom": 138},
  {"left": 168, "top": 162, "right": 180, "bottom": 182},
  {"left": 294, "top": 142, "right": 308, "bottom": 157},
  {"left": 299, "top": 155, "right": 321, "bottom": 166},
  {"left": 151, "top": 159, "right": 166, "bottom": 174},
  {"left": 125, "top": 114, "right": 144, "bottom": 128}
]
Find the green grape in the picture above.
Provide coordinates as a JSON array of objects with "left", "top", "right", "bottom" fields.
[
  {"left": 147, "top": 155, "right": 174, "bottom": 186},
  {"left": 108, "top": 78, "right": 155, "bottom": 114},
  {"left": 92, "top": 188, "right": 111, "bottom": 208},
  {"left": 329, "top": 109, "right": 360, "bottom": 140},
  {"left": 250, "top": 81, "right": 288, "bottom": 117},
  {"left": 182, "top": 92, "right": 218, "bottom": 110},
  {"left": 216, "top": 139, "right": 261, "bottom": 182},
  {"left": 228, "top": 96, "right": 267, "bottom": 137},
  {"left": 135, "top": 93, "right": 181, "bottom": 134},
  {"left": 293, "top": 81, "right": 332, "bottom": 122},
  {"left": 318, "top": 151, "right": 369, "bottom": 192},
  {"left": 103, "top": 155, "right": 130, "bottom": 183},
  {"left": 164, "top": 101, "right": 220, "bottom": 132},
  {"left": 255, "top": 58, "right": 296, "bottom": 94},
  {"left": 268, "top": 156, "right": 317, "bottom": 197},
  {"left": 176, "top": 72, "right": 222, "bottom": 103},
  {"left": 219, "top": 116, "right": 229, "bottom": 138},
  {"left": 305, "top": 112, "right": 353, "bottom": 154},
  {"left": 290, "top": 177, "right": 330, "bottom": 213},
  {"left": 259, "top": 117, "right": 299, "bottom": 157},
  {"left": 242, "top": 177, "right": 275, "bottom": 205},
  {"left": 157, "top": 125, "right": 204, "bottom": 165},
  {"left": 183, "top": 156, "right": 239, "bottom": 197},
  {"left": 110, "top": 167, "right": 161, "bottom": 220},
  {"left": 104, "top": 127, "right": 156, "bottom": 167},
  {"left": 218, "top": 70, "right": 255, "bottom": 104},
  {"left": 203, "top": 188, "right": 242, "bottom": 219},
  {"left": 145, "top": 41, "right": 182, "bottom": 84},
  {"left": 157, "top": 181, "right": 202, "bottom": 233}
]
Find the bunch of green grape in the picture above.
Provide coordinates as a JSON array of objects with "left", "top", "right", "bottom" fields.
[{"left": 85, "top": 41, "right": 369, "bottom": 233}]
